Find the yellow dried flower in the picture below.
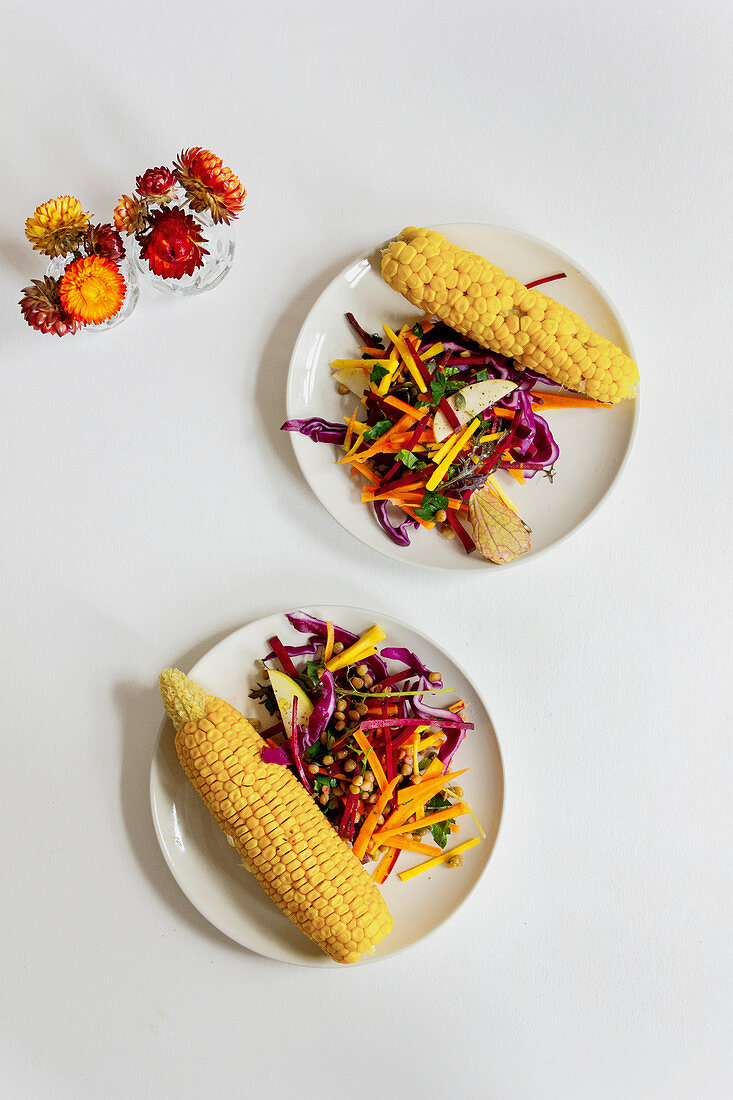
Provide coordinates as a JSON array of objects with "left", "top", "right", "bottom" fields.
[{"left": 25, "top": 196, "right": 89, "bottom": 257}]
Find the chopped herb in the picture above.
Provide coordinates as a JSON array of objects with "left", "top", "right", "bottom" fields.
[
  {"left": 416, "top": 489, "right": 449, "bottom": 521},
  {"left": 426, "top": 793, "right": 455, "bottom": 848},
  {"left": 297, "top": 660, "right": 322, "bottom": 698},
  {"left": 396, "top": 449, "right": 420, "bottom": 469},
  {"left": 476, "top": 369, "right": 489, "bottom": 381},
  {"left": 313, "top": 775, "right": 337, "bottom": 790},
  {"left": 248, "top": 682, "right": 278, "bottom": 716},
  {"left": 371, "top": 333, "right": 385, "bottom": 348},
  {"left": 412, "top": 322, "right": 424, "bottom": 337},
  {"left": 362, "top": 418, "right": 392, "bottom": 443},
  {"left": 369, "top": 362, "right": 389, "bottom": 385}
]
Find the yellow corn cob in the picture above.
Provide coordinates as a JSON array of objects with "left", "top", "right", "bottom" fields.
[
  {"left": 159, "top": 668, "right": 392, "bottom": 964},
  {"left": 381, "top": 227, "right": 638, "bottom": 404}
]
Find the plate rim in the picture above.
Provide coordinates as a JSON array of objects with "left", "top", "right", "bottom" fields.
[
  {"left": 149, "top": 602, "right": 505, "bottom": 967},
  {"left": 285, "top": 221, "right": 640, "bottom": 572}
]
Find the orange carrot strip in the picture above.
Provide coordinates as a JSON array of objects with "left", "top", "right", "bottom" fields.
[
  {"left": 352, "top": 728, "right": 388, "bottom": 793},
  {"left": 383, "top": 395, "right": 424, "bottom": 420},
  {"left": 323, "top": 621, "right": 335, "bottom": 664},
  {"left": 374, "top": 803, "right": 470, "bottom": 841},
  {"left": 346, "top": 414, "right": 414, "bottom": 461},
  {"left": 421, "top": 756, "right": 444, "bottom": 782},
  {"left": 383, "top": 835, "right": 442, "bottom": 856},
  {"left": 448, "top": 700, "right": 465, "bottom": 713},
  {"left": 396, "top": 768, "right": 468, "bottom": 805},
  {"left": 529, "top": 391, "right": 612, "bottom": 409},
  {"left": 343, "top": 407, "right": 358, "bottom": 452},
  {"left": 353, "top": 776, "right": 400, "bottom": 861}
]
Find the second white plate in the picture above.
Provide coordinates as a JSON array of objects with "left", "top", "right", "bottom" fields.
[{"left": 286, "top": 223, "right": 638, "bottom": 571}]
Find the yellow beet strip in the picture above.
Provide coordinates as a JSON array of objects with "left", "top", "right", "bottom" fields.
[
  {"left": 426, "top": 418, "right": 481, "bottom": 491},
  {"left": 325, "top": 625, "right": 386, "bottom": 673},
  {"left": 397, "top": 838, "right": 482, "bottom": 881},
  {"left": 383, "top": 324, "right": 427, "bottom": 393}
]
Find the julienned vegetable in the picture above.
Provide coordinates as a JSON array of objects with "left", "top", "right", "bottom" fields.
[
  {"left": 283, "top": 285, "right": 615, "bottom": 563},
  {"left": 248, "top": 612, "right": 484, "bottom": 886}
]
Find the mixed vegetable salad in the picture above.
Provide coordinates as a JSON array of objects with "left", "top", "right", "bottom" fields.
[
  {"left": 283, "top": 278, "right": 612, "bottom": 564},
  {"left": 249, "top": 612, "right": 484, "bottom": 884}
]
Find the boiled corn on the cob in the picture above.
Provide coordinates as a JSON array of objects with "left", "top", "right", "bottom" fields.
[
  {"left": 381, "top": 227, "right": 638, "bottom": 404},
  {"left": 159, "top": 668, "right": 393, "bottom": 964}
]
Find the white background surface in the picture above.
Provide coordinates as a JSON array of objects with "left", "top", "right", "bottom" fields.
[{"left": 1, "top": 2, "right": 731, "bottom": 1097}]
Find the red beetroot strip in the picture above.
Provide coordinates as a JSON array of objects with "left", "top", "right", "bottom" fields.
[
  {"left": 445, "top": 507, "right": 476, "bottom": 554},
  {"left": 269, "top": 635, "right": 300, "bottom": 680},
  {"left": 290, "top": 699, "right": 312, "bottom": 793},
  {"left": 379, "top": 415, "right": 430, "bottom": 486},
  {"left": 438, "top": 395, "right": 462, "bottom": 432},
  {"left": 345, "top": 312, "right": 379, "bottom": 348},
  {"left": 403, "top": 334, "right": 435, "bottom": 389},
  {"left": 524, "top": 272, "right": 567, "bottom": 290},
  {"left": 359, "top": 717, "right": 473, "bottom": 730}
]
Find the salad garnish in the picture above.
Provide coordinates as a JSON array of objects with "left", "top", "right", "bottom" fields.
[
  {"left": 283, "top": 301, "right": 612, "bottom": 564},
  {"left": 249, "top": 612, "right": 484, "bottom": 884}
]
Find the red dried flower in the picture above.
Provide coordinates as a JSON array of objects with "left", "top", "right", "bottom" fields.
[
  {"left": 86, "top": 223, "right": 125, "bottom": 262},
  {"left": 138, "top": 206, "right": 209, "bottom": 279},
  {"left": 173, "top": 147, "right": 246, "bottom": 224},
  {"left": 135, "top": 166, "right": 177, "bottom": 201},
  {"left": 19, "top": 276, "right": 80, "bottom": 336}
]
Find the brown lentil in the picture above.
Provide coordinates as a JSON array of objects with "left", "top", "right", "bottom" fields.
[
  {"left": 428, "top": 671, "right": 442, "bottom": 683},
  {"left": 351, "top": 676, "right": 364, "bottom": 690},
  {"left": 435, "top": 508, "right": 447, "bottom": 523},
  {"left": 322, "top": 754, "right": 334, "bottom": 766},
  {"left": 337, "top": 383, "right": 350, "bottom": 395},
  {"left": 440, "top": 524, "right": 456, "bottom": 539}
]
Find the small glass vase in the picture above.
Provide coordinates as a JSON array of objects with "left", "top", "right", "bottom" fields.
[
  {"left": 46, "top": 249, "right": 139, "bottom": 332},
  {"left": 132, "top": 208, "right": 236, "bottom": 296}
]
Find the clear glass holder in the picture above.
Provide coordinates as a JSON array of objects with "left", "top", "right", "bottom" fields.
[
  {"left": 132, "top": 210, "right": 236, "bottom": 296},
  {"left": 46, "top": 250, "right": 139, "bottom": 332}
]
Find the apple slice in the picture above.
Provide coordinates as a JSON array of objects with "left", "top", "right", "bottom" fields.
[
  {"left": 432, "top": 379, "right": 518, "bottom": 442},
  {"left": 267, "top": 668, "right": 314, "bottom": 733},
  {"left": 332, "top": 366, "right": 370, "bottom": 398}
]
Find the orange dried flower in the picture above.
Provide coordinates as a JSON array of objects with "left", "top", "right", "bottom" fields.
[
  {"left": 114, "top": 193, "right": 148, "bottom": 236},
  {"left": 58, "top": 255, "right": 126, "bottom": 325},
  {"left": 25, "top": 195, "right": 89, "bottom": 257},
  {"left": 174, "top": 147, "right": 246, "bottom": 224}
]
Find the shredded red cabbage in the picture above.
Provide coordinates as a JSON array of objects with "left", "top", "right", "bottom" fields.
[
  {"left": 373, "top": 500, "right": 420, "bottom": 547},
  {"left": 261, "top": 744, "right": 291, "bottom": 766},
  {"left": 262, "top": 640, "right": 320, "bottom": 664},
  {"left": 380, "top": 646, "right": 440, "bottom": 685},
  {"left": 304, "top": 669, "right": 336, "bottom": 750},
  {"left": 281, "top": 417, "right": 347, "bottom": 444}
]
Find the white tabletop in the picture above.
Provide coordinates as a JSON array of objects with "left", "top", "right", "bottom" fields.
[{"left": 1, "top": 2, "right": 731, "bottom": 1097}]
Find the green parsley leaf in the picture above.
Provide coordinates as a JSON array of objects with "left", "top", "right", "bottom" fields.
[
  {"left": 396, "top": 449, "right": 419, "bottom": 469},
  {"left": 430, "top": 819, "right": 454, "bottom": 848},
  {"left": 313, "top": 775, "right": 337, "bottom": 790},
  {"left": 430, "top": 377, "right": 447, "bottom": 405},
  {"left": 412, "top": 322, "right": 424, "bottom": 337},
  {"left": 369, "top": 363, "right": 389, "bottom": 385},
  {"left": 416, "top": 489, "right": 449, "bottom": 521},
  {"left": 362, "top": 418, "right": 392, "bottom": 443},
  {"left": 476, "top": 369, "right": 489, "bottom": 381}
]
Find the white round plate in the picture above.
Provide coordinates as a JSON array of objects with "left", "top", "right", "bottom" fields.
[
  {"left": 286, "top": 223, "right": 638, "bottom": 570},
  {"left": 150, "top": 605, "right": 504, "bottom": 967}
]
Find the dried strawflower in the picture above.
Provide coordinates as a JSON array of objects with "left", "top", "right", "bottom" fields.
[
  {"left": 19, "top": 275, "right": 80, "bottom": 336},
  {"left": 173, "top": 147, "right": 245, "bottom": 224},
  {"left": 135, "top": 166, "right": 177, "bottom": 201},
  {"left": 25, "top": 196, "right": 89, "bottom": 257},
  {"left": 58, "top": 255, "right": 126, "bottom": 325},
  {"left": 138, "top": 205, "right": 208, "bottom": 279},
  {"left": 85, "top": 223, "right": 125, "bottom": 263},
  {"left": 114, "top": 193, "right": 148, "bottom": 236}
]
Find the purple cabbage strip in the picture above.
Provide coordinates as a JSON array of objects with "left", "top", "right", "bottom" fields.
[
  {"left": 261, "top": 744, "right": 291, "bottom": 766},
  {"left": 412, "top": 676, "right": 464, "bottom": 726},
  {"left": 287, "top": 611, "right": 358, "bottom": 647},
  {"left": 281, "top": 417, "right": 347, "bottom": 444},
  {"left": 381, "top": 647, "right": 441, "bottom": 686},
  {"left": 438, "top": 727, "right": 466, "bottom": 771},
  {"left": 262, "top": 640, "right": 320, "bottom": 664},
  {"left": 286, "top": 611, "right": 387, "bottom": 683},
  {"left": 372, "top": 500, "right": 419, "bottom": 548},
  {"left": 303, "top": 669, "right": 336, "bottom": 752}
]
